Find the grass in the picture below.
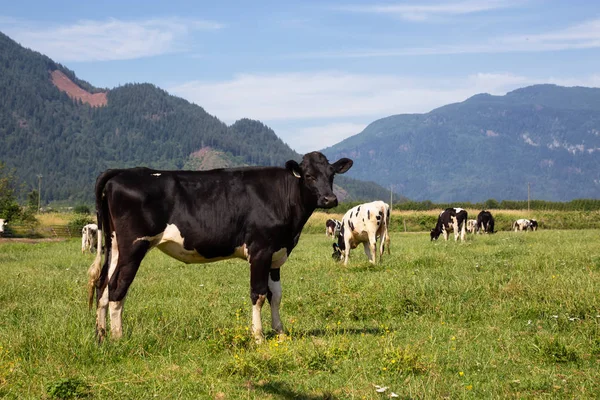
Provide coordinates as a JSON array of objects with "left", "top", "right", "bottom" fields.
[{"left": 1, "top": 229, "right": 600, "bottom": 399}]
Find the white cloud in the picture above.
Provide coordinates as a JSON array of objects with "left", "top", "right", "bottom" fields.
[
  {"left": 280, "top": 122, "right": 368, "bottom": 153},
  {"left": 336, "top": 0, "right": 520, "bottom": 21},
  {"left": 289, "top": 18, "right": 600, "bottom": 59},
  {"left": 169, "top": 70, "right": 600, "bottom": 151},
  {"left": 2, "top": 17, "right": 222, "bottom": 62}
]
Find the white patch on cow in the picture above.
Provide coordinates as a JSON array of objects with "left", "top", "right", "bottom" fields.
[
  {"left": 0, "top": 219, "right": 6, "bottom": 235},
  {"left": 268, "top": 275, "right": 283, "bottom": 333},
  {"left": 151, "top": 173, "right": 161, "bottom": 176},
  {"left": 454, "top": 208, "right": 464, "bottom": 213},
  {"left": 252, "top": 294, "right": 266, "bottom": 343},
  {"left": 109, "top": 298, "right": 125, "bottom": 339},
  {"left": 271, "top": 248, "right": 288, "bottom": 268},
  {"left": 135, "top": 224, "right": 248, "bottom": 264}
]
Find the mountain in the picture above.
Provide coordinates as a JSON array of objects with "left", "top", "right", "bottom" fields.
[
  {"left": 323, "top": 85, "right": 600, "bottom": 202},
  {"left": 0, "top": 32, "right": 392, "bottom": 204}
]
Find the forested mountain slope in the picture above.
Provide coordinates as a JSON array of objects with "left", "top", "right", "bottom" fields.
[
  {"left": 323, "top": 85, "right": 600, "bottom": 202},
  {"left": 0, "top": 32, "right": 392, "bottom": 203}
]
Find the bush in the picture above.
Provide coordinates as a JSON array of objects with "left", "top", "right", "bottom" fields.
[
  {"left": 73, "top": 205, "right": 91, "bottom": 215},
  {"left": 67, "top": 215, "right": 94, "bottom": 234}
]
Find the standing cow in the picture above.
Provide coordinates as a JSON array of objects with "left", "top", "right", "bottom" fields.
[
  {"left": 0, "top": 219, "right": 7, "bottom": 237},
  {"left": 528, "top": 219, "right": 538, "bottom": 231},
  {"left": 87, "top": 152, "right": 352, "bottom": 343},
  {"left": 466, "top": 219, "right": 478, "bottom": 234},
  {"left": 476, "top": 210, "right": 495, "bottom": 234},
  {"left": 331, "top": 201, "right": 391, "bottom": 265},
  {"left": 430, "top": 208, "right": 468, "bottom": 242},
  {"left": 81, "top": 223, "right": 98, "bottom": 253},
  {"left": 512, "top": 219, "right": 531, "bottom": 232},
  {"left": 325, "top": 218, "right": 342, "bottom": 239}
]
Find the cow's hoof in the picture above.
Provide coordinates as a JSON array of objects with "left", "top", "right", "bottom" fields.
[
  {"left": 254, "top": 333, "right": 265, "bottom": 345},
  {"left": 276, "top": 332, "right": 288, "bottom": 342}
]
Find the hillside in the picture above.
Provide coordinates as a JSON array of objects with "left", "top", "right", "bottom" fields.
[
  {"left": 323, "top": 84, "right": 600, "bottom": 202},
  {"left": 0, "top": 32, "right": 392, "bottom": 204}
]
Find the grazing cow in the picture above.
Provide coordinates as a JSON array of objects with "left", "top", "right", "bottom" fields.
[
  {"left": 0, "top": 219, "right": 7, "bottom": 236},
  {"left": 476, "top": 210, "right": 495, "bottom": 234},
  {"left": 331, "top": 201, "right": 391, "bottom": 265},
  {"left": 81, "top": 223, "right": 98, "bottom": 253},
  {"left": 528, "top": 219, "right": 538, "bottom": 231},
  {"left": 87, "top": 152, "right": 352, "bottom": 343},
  {"left": 430, "top": 208, "right": 468, "bottom": 242},
  {"left": 466, "top": 219, "right": 478, "bottom": 234},
  {"left": 325, "top": 218, "right": 342, "bottom": 239},
  {"left": 512, "top": 219, "right": 531, "bottom": 232}
]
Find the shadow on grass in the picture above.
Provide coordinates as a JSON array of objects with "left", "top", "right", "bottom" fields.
[
  {"left": 257, "top": 380, "right": 338, "bottom": 400},
  {"left": 274, "top": 326, "right": 389, "bottom": 339}
]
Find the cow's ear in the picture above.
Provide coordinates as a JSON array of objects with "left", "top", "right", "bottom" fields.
[
  {"left": 285, "top": 160, "right": 302, "bottom": 179},
  {"left": 332, "top": 158, "right": 353, "bottom": 174}
]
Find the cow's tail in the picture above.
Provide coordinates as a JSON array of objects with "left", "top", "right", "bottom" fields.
[{"left": 87, "top": 169, "right": 119, "bottom": 310}]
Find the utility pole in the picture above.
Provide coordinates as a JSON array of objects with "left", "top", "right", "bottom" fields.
[
  {"left": 37, "top": 174, "right": 42, "bottom": 213},
  {"left": 527, "top": 182, "right": 530, "bottom": 214}
]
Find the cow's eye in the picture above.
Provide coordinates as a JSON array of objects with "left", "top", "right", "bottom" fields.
[{"left": 304, "top": 174, "right": 314, "bottom": 181}]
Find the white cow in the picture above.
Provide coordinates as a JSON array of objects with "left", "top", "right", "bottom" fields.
[
  {"left": 512, "top": 219, "right": 530, "bottom": 232},
  {"left": 0, "top": 219, "right": 7, "bottom": 236},
  {"left": 332, "top": 201, "right": 391, "bottom": 265},
  {"left": 81, "top": 223, "right": 98, "bottom": 253},
  {"left": 466, "top": 219, "right": 478, "bottom": 234}
]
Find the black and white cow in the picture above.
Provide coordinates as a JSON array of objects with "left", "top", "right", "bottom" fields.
[
  {"left": 87, "top": 152, "right": 353, "bottom": 343},
  {"left": 528, "top": 219, "right": 538, "bottom": 231},
  {"left": 430, "top": 208, "right": 468, "bottom": 242},
  {"left": 476, "top": 210, "right": 495, "bottom": 234},
  {"left": 0, "top": 219, "right": 7, "bottom": 237},
  {"left": 325, "top": 218, "right": 342, "bottom": 239},
  {"left": 512, "top": 219, "right": 531, "bottom": 232},
  {"left": 466, "top": 219, "right": 477, "bottom": 234},
  {"left": 81, "top": 223, "right": 98, "bottom": 253},
  {"left": 331, "top": 201, "right": 390, "bottom": 265}
]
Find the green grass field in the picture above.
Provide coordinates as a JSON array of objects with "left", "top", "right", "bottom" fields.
[{"left": 1, "top": 229, "right": 600, "bottom": 399}]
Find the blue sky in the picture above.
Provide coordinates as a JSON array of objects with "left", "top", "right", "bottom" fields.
[{"left": 1, "top": 0, "right": 599, "bottom": 153}]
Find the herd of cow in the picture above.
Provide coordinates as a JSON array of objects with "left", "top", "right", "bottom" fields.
[
  {"left": 324, "top": 206, "right": 539, "bottom": 261},
  {"left": 2, "top": 151, "right": 541, "bottom": 344}
]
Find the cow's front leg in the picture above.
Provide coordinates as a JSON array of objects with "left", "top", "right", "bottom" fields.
[
  {"left": 267, "top": 268, "right": 285, "bottom": 339},
  {"left": 250, "top": 255, "right": 271, "bottom": 343}
]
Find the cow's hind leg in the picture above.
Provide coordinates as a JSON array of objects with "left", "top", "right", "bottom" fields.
[{"left": 106, "top": 236, "right": 149, "bottom": 340}]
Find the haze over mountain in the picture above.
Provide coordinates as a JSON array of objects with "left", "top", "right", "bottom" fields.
[
  {"left": 0, "top": 31, "right": 393, "bottom": 204},
  {"left": 323, "top": 85, "right": 600, "bottom": 202}
]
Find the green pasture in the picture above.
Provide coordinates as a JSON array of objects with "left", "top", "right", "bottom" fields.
[{"left": 1, "top": 229, "right": 600, "bottom": 399}]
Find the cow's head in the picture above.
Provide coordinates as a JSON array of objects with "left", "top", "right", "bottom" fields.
[
  {"left": 430, "top": 228, "right": 440, "bottom": 241},
  {"left": 286, "top": 152, "right": 353, "bottom": 209}
]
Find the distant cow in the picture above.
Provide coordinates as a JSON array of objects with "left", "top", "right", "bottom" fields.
[
  {"left": 528, "top": 219, "right": 538, "bottom": 231},
  {"left": 87, "top": 152, "right": 352, "bottom": 343},
  {"left": 0, "top": 219, "right": 7, "bottom": 236},
  {"left": 332, "top": 201, "right": 391, "bottom": 265},
  {"left": 430, "top": 208, "right": 468, "bottom": 242},
  {"left": 476, "top": 210, "right": 495, "bottom": 234},
  {"left": 81, "top": 223, "right": 98, "bottom": 253},
  {"left": 325, "top": 219, "right": 342, "bottom": 238},
  {"left": 512, "top": 219, "right": 533, "bottom": 232},
  {"left": 466, "top": 219, "right": 478, "bottom": 234}
]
